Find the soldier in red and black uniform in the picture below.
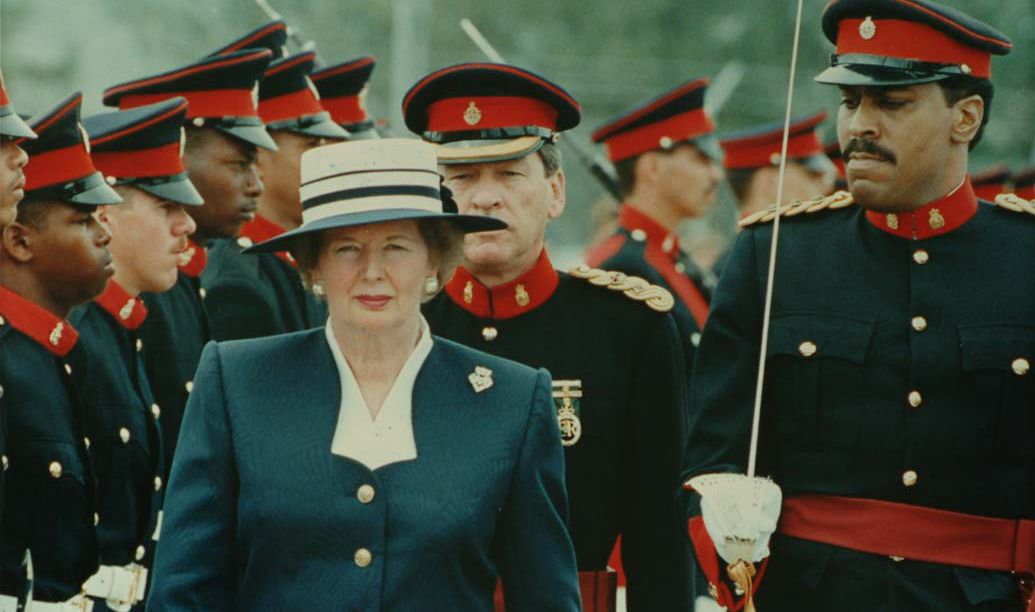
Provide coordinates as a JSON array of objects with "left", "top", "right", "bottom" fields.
[
  {"left": 310, "top": 56, "right": 380, "bottom": 140},
  {"left": 585, "top": 79, "right": 722, "bottom": 370},
  {"left": 682, "top": 1, "right": 1033, "bottom": 611},
  {"left": 404, "top": 63, "right": 692, "bottom": 612},
  {"left": 102, "top": 49, "right": 275, "bottom": 479},
  {"left": 203, "top": 22, "right": 346, "bottom": 341},
  {"left": 0, "top": 92, "right": 122, "bottom": 609},
  {"left": 0, "top": 70, "right": 35, "bottom": 539},
  {"left": 62, "top": 97, "right": 203, "bottom": 610}
]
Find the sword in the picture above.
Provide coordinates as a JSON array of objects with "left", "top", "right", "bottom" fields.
[{"left": 458, "top": 19, "right": 624, "bottom": 203}]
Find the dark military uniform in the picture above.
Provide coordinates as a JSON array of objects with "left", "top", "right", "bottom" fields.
[
  {"left": 139, "top": 259, "right": 209, "bottom": 482},
  {"left": 586, "top": 205, "right": 712, "bottom": 370},
  {"left": 424, "top": 251, "right": 692, "bottom": 610},
  {"left": 203, "top": 223, "right": 325, "bottom": 341},
  {"left": 69, "top": 281, "right": 164, "bottom": 571},
  {"left": 0, "top": 288, "right": 99, "bottom": 603},
  {"left": 684, "top": 185, "right": 1035, "bottom": 611}
]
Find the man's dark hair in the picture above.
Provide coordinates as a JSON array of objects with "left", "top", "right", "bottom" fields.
[
  {"left": 613, "top": 156, "right": 637, "bottom": 198},
  {"left": 938, "top": 75, "right": 994, "bottom": 151},
  {"left": 537, "top": 141, "right": 562, "bottom": 177},
  {"left": 14, "top": 199, "right": 57, "bottom": 229}
]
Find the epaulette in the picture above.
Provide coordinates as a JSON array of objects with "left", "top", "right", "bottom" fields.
[
  {"left": 739, "top": 190, "right": 855, "bottom": 228},
  {"left": 993, "top": 193, "right": 1035, "bottom": 217},
  {"left": 568, "top": 265, "right": 674, "bottom": 313}
]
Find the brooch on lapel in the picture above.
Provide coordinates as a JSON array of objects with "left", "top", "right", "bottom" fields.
[{"left": 469, "top": 366, "right": 494, "bottom": 393}]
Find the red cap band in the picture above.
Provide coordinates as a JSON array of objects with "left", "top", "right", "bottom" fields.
[
  {"left": 258, "top": 89, "right": 324, "bottom": 124},
  {"left": 91, "top": 142, "right": 185, "bottom": 179},
  {"left": 837, "top": 18, "right": 991, "bottom": 78},
  {"left": 320, "top": 96, "right": 368, "bottom": 124},
  {"left": 24, "top": 144, "right": 96, "bottom": 191},
  {"left": 723, "top": 130, "right": 824, "bottom": 169},
  {"left": 603, "top": 109, "right": 714, "bottom": 162},
  {"left": 426, "top": 96, "right": 558, "bottom": 133},
  {"left": 120, "top": 89, "right": 257, "bottom": 118}
]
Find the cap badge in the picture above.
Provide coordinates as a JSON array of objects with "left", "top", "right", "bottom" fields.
[
  {"left": 463, "top": 101, "right": 482, "bottom": 126},
  {"left": 515, "top": 284, "right": 530, "bottom": 307},
  {"left": 929, "top": 208, "right": 946, "bottom": 230},
  {"left": 886, "top": 213, "right": 899, "bottom": 230},
  {"left": 552, "top": 379, "right": 583, "bottom": 447},
  {"left": 119, "top": 299, "right": 135, "bottom": 321},
  {"left": 468, "top": 366, "right": 494, "bottom": 393},
  {"left": 463, "top": 280, "right": 474, "bottom": 304},
  {"left": 859, "top": 16, "right": 877, "bottom": 40},
  {"left": 49, "top": 322, "right": 64, "bottom": 347}
]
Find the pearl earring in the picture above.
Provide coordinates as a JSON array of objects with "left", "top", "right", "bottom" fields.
[
  {"left": 423, "top": 276, "right": 440, "bottom": 295},
  {"left": 311, "top": 281, "right": 326, "bottom": 297}
]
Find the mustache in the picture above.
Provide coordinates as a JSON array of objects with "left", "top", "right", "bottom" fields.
[{"left": 843, "top": 139, "right": 897, "bottom": 165}]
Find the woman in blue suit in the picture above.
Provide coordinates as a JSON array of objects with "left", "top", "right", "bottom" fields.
[{"left": 147, "top": 139, "right": 581, "bottom": 611}]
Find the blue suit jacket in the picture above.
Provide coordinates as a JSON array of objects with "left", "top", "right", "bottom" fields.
[{"left": 147, "top": 329, "right": 580, "bottom": 611}]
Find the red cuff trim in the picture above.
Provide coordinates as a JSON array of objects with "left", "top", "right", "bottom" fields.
[
  {"left": 837, "top": 18, "right": 991, "bottom": 78},
  {"left": 688, "top": 516, "right": 770, "bottom": 611},
  {"left": 603, "top": 109, "right": 714, "bottom": 162},
  {"left": 426, "top": 96, "right": 558, "bottom": 133},
  {"left": 121, "top": 89, "right": 258, "bottom": 119},
  {"left": 91, "top": 142, "right": 185, "bottom": 179},
  {"left": 94, "top": 280, "right": 148, "bottom": 330},
  {"left": 24, "top": 144, "right": 96, "bottom": 191}
]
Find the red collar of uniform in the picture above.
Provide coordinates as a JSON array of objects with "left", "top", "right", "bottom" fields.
[
  {"left": 177, "top": 238, "right": 207, "bottom": 277},
  {"left": 619, "top": 204, "right": 681, "bottom": 261},
  {"left": 0, "top": 286, "right": 79, "bottom": 356},
  {"left": 444, "top": 249, "right": 559, "bottom": 319},
  {"left": 240, "top": 214, "right": 296, "bottom": 266},
  {"left": 865, "top": 178, "right": 978, "bottom": 240},
  {"left": 94, "top": 279, "right": 148, "bottom": 330}
]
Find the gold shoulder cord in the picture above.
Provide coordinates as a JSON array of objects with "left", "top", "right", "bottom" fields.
[
  {"left": 994, "top": 193, "right": 1035, "bottom": 217},
  {"left": 568, "top": 265, "right": 675, "bottom": 313},
  {"left": 739, "top": 190, "right": 855, "bottom": 228}
]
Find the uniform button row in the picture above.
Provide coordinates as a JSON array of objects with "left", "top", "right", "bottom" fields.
[
  {"left": 907, "top": 391, "right": 923, "bottom": 408},
  {"left": 902, "top": 470, "right": 918, "bottom": 487},
  {"left": 354, "top": 547, "right": 372, "bottom": 567},
  {"left": 911, "top": 316, "right": 927, "bottom": 332},
  {"left": 357, "top": 484, "right": 375, "bottom": 504},
  {"left": 1013, "top": 358, "right": 1030, "bottom": 376},
  {"left": 913, "top": 249, "right": 929, "bottom": 265}
]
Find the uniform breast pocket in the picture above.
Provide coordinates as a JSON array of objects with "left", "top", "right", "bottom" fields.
[
  {"left": 958, "top": 324, "right": 1035, "bottom": 456},
  {"left": 765, "top": 312, "right": 876, "bottom": 451}
]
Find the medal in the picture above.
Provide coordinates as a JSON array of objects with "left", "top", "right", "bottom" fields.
[{"left": 552, "top": 379, "right": 583, "bottom": 447}]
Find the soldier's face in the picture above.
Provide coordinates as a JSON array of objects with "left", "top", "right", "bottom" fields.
[
  {"left": 0, "top": 137, "right": 29, "bottom": 227},
  {"left": 656, "top": 144, "right": 723, "bottom": 219},
  {"left": 441, "top": 153, "right": 565, "bottom": 278},
  {"left": 315, "top": 220, "right": 434, "bottom": 335},
  {"left": 259, "top": 131, "right": 327, "bottom": 227},
  {"left": 182, "top": 129, "right": 263, "bottom": 240},
  {"left": 8, "top": 201, "right": 113, "bottom": 307},
  {"left": 99, "top": 187, "right": 195, "bottom": 294},
  {"left": 837, "top": 84, "right": 961, "bottom": 212}
]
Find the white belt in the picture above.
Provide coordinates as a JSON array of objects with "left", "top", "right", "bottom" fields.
[
  {"left": 2, "top": 594, "right": 96, "bottom": 612},
  {"left": 81, "top": 564, "right": 147, "bottom": 612}
]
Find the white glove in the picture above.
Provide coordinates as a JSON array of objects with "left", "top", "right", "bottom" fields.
[{"left": 689, "top": 473, "right": 782, "bottom": 565}]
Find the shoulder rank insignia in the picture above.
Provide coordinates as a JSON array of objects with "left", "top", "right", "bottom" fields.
[
  {"left": 552, "top": 380, "right": 583, "bottom": 447},
  {"left": 568, "top": 265, "right": 674, "bottom": 313},
  {"left": 993, "top": 193, "right": 1035, "bottom": 217},
  {"left": 739, "top": 190, "right": 855, "bottom": 228}
]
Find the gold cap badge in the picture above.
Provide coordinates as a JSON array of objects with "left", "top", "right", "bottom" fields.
[
  {"left": 859, "top": 16, "right": 877, "bottom": 40},
  {"left": 463, "top": 101, "right": 482, "bottom": 126}
]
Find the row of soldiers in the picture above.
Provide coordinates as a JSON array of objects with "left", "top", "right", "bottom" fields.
[{"left": 2, "top": 0, "right": 1035, "bottom": 610}]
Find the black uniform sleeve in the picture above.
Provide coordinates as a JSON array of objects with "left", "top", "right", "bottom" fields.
[{"left": 621, "top": 310, "right": 692, "bottom": 611}]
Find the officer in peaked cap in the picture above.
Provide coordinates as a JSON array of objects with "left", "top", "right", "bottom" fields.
[
  {"left": 102, "top": 49, "right": 275, "bottom": 487},
  {"left": 711, "top": 111, "right": 837, "bottom": 275},
  {"left": 585, "top": 78, "right": 722, "bottom": 379},
  {"left": 404, "top": 63, "right": 693, "bottom": 612},
  {"left": 0, "top": 92, "right": 121, "bottom": 608},
  {"left": 681, "top": 1, "right": 1033, "bottom": 611},
  {"left": 202, "top": 50, "right": 346, "bottom": 342},
  {"left": 970, "top": 163, "right": 1011, "bottom": 201},
  {"left": 61, "top": 98, "right": 203, "bottom": 611},
  {"left": 0, "top": 70, "right": 36, "bottom": 228},
  {"left": 310, "top": 56, "right": 380, "bottom": 139}
]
